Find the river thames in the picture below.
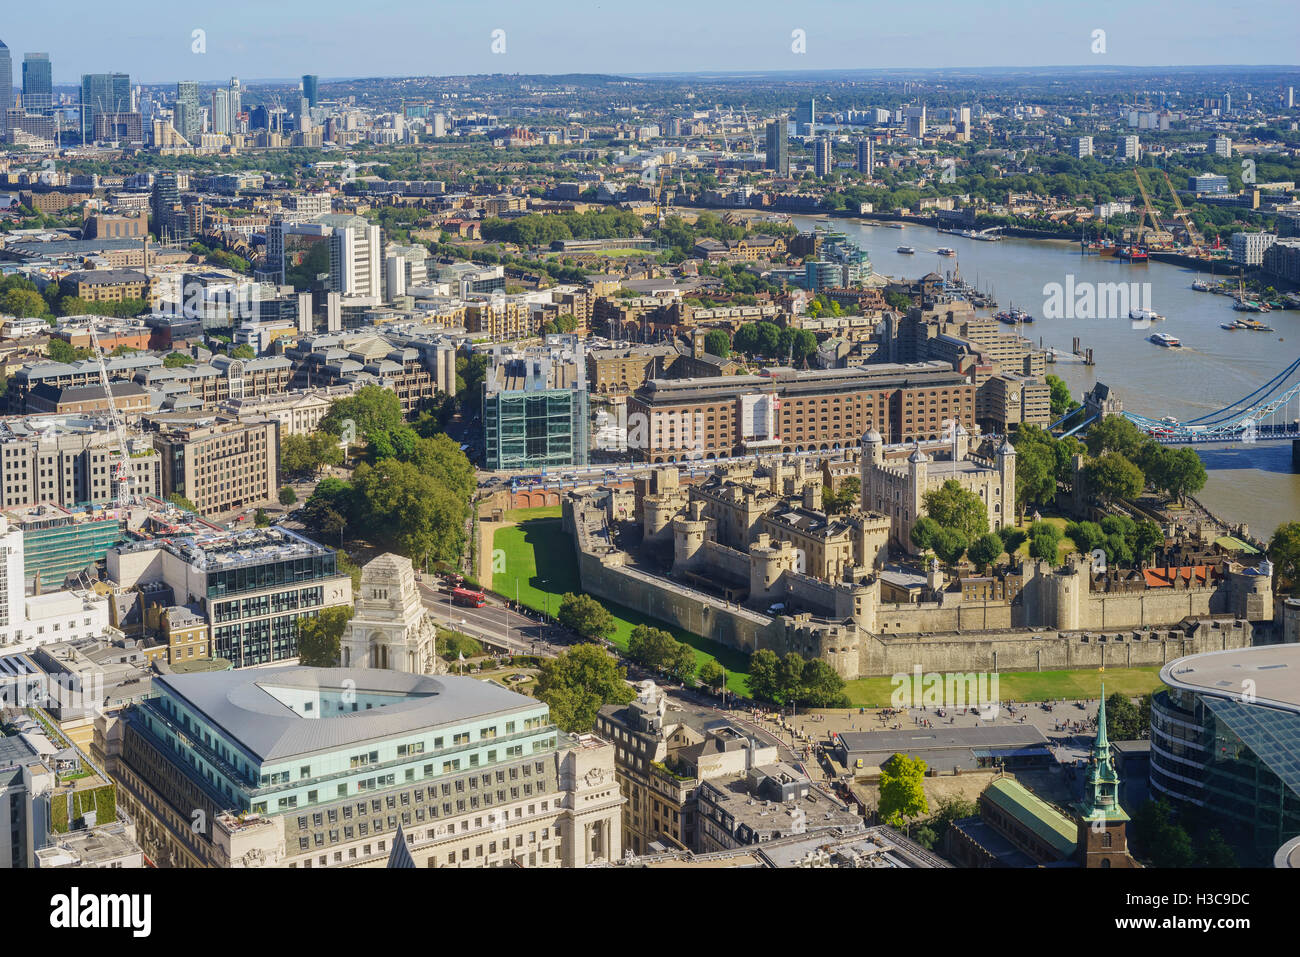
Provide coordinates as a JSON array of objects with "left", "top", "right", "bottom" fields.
[{"left": 793, "top": 215, "right": 1300, "bottom": 540}]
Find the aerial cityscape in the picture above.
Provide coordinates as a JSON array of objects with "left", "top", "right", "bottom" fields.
[{"left": 0, "top": 0, "right": 1296, "bottom": 930}]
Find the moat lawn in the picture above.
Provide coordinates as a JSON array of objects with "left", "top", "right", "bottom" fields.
[
  {"left": 841, "top": 666, "right": 1165, "bottom": 708},
  {"left": 491, "top": 508, "right": 752, "bottom": 695}
]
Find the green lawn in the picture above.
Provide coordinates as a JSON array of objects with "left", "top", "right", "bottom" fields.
[
  {"left": 1013, "top": 515, "right": 1080, "bottom": 564},
  {"left": 841, "top": 666, "right": 1165, "bottom": 708},
  {"left": 492, "top": 510, "right": 752, "bottom": 694}
]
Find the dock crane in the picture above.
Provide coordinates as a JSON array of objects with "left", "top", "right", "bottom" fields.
[
  {"left": 1159, "top": 168, "right": 1205, "bottom": 249},
  {"left": 1131, "top": 167, "right": 1171, "bottom": 248},
  {"left": 85, "top": 322, "right": 138, "bottom": 515}
]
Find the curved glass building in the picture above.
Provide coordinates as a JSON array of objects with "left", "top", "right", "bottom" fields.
[{"left": 1152, "top": 644, "right": 1300, "bottom": 861}]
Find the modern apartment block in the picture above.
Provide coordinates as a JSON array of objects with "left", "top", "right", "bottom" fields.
[
  {"left": 764, "top": 116, "right": 789, "bottom": 176},
  {"left": 148, "top": 414, "right": 278, "bottom": 516},
  {"left": 97, "top": 667, "right": 622, "bottom": 868},
  {"left": 108, "top": 525, "right": 352, "bottom": 666}
]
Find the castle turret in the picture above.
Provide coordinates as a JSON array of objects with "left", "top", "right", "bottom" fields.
[
  {"left": 672, "top": 500, "right": 712, "bottom": 574},
  {"left": 996, "top": 439, "right": 1016, "bottom": 530},
  {"left": 749, "top": 534, "right": 797, "bottom": 608}
]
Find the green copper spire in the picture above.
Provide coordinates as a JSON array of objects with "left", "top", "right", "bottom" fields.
[{"left": 1076, "top": 683, "right": 1130, "bottom": 824}]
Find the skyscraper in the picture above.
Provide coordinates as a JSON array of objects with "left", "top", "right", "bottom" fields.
[
  {"left": 21, "top": 53, "right": 52, "bottom": 115},
  {"left": 302, "top": 74, "right": 319, "bottom": 108},
  {"left": 856, "top": 137, "right": 874, "bottom": 174},
  {"left": 228, "top": 76, "right": 242, "bottom": 130},
  {"left": 211, "top": 87, "right": 230, "bottom": 134},
  {"left": 80, "top": 72, "right": 131, "bottom": 142},
  {"left": 764, "top": 115, "right": 789, "bottom": 177},
  {"left": 174, "top": 81, "right": 200, "bottom": 142},
  {"left": 0, "top": 39, "right": 12, "bottom": 120},
  {"left": 814, "top": 136, "right": 833, "bottom": 177}
]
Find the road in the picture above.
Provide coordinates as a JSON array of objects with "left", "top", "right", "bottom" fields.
[{"left": 417, "top": 581, "right": 566, "bottom": 657}]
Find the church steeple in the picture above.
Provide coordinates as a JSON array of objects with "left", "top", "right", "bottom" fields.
[{"left": 1076, "top": 684, "right": 1129, "bottom": 824}]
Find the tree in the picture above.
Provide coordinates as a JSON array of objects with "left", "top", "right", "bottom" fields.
[
  {"left": 1269, "top": 521, "right": 1300, "bottom": 594},
  {"left": 922, "top": 479, "right": 988, "bottom": 544},
  {"left": 1027, "top": 522, "right": 1062, "bottom": 562},
  {"left": 777, "top": 652, "right": 805, "bottom": 704},
  {"left": 627, "top": 624, "right": 679, "bottom": 671},
  {"left": 1198, "top": 830, "right": 1238, "bottom": 868},
  {"left": 320, "top": 386, "right": 405, "bottom": 441},
  {"left": 1084, "top": 415, "right": 1148, "bottom": 460},
  {"left": 798, "top": 659, "right": 848, "bottom": 708},
  {"left": 556, "top": 593, "right": 616, "bottom": 642},
  {"left": 747, "top": 648, "right": 780, "bottom": 702},
  {"left": 1132, "top": 521, "right": 1163, "bottom": 565},
  {"left": 279, "top": 486, "right": 298, "bottom": 506},
  {"left": 997, "top": 525, "right": 1027, "bottom": 556},
  {"left": 664, "top": 642, "right": 697, "bottom": 684},
  {"left": 1082, "top": 452, "right": 1144, "bottom": 505},
  {"left": 823, "top": 477, "right": 860, "bottom": 514},
  {"left": 967, "top": 533, "right": 1004, "bottom": 573},
  {"left": 163, "top": 351, "right": 194, "bottom": 368},
  {"left": 1065, "top": 520, "right": 1105, "bottom": 555},
  {"left": 698, "top": 659, "right": 726, "bottom": 690},
  {"left": 1045, "top": 373, "right": 1074, "bottom": 417},
  {"left": 910, "top": 516, "right": 941, "bottom": 553},
  {"left": 354, "top": 459, "right": 468, "bottom": 566},
  {"left": 296, "top": 606, "right": 354, "bottom": 667},
  {"left": 534, "top": 644, "right": 634, "bottom": 733},
  {"left": 931, "top": 527, "right": 968, "bottom": 567},
  {"left": 47, "top": 339, "right": 91, "bottom": 363},
  {"left": 1104, "top": 691, "right": 1143, "bottom": 740},
  {"left": 1132, "top": 799, "right": 1196, "bottom": 868},
  {"left": 1015, "top": 441, "right": 1057, "bottom": 517},
  {"left": 703, "top": 329, "right": 731, "bottom": 358},
  {"left": 1149, "top": 446, "right": 1206, "bottom": 505},
  {"left": 1, "top": 287, "right": 49, "bottom": 318},
  {"left": 878, "top": 753, "right": 930, "bottom": 830},
  {"left": 254, "top": 507, "right": 270, "bottom": 527}
]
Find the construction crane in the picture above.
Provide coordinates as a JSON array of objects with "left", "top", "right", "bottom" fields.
[
  {"left": 1159, "top": 168, "right": 1205, "bottom": 248},
  {"left": 85, "top": 322, "right": 137, "bottom": 515},
  {"left": 742, "top": 106, "right": 759, "bottom": 155}
]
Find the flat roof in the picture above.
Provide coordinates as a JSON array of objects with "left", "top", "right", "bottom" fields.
[
  {"left": 1160, "top": 644, "right": 1300, "bottom": 714},
  {"left": 154, "top": 667, "right": 545, "bottom": 763},
  {"left": 837, "top": 724, "right": 1047, "bottom": 755}
]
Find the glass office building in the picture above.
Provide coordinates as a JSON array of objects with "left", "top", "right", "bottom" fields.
[
  {"left": 1152, "top": 645, "right": 1300, "bottom": 862},
  {"left": 482, "top": 343, "right": 588, "bottom": 471}
]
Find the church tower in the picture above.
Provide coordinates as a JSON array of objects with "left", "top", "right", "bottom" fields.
[{"left": 1074, "top": 686, "right": 1135, "bottom": 868}]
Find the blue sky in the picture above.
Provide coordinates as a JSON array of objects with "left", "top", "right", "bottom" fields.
[{"left": 3, "top": 0, "right": 1296, "bottom": 85}]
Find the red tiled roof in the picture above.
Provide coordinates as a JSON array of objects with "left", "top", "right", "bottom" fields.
[{"left": 1143, "top": 565, "right": 1214, "bottom": 588}]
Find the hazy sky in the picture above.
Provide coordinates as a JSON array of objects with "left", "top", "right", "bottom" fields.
[{"left": 3, "top": 0, "right": 1296, "bottom": 85}]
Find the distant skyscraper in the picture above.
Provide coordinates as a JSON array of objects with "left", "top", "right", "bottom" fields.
[
  {"left": 1288, "top": 86, "right": 1295, "bottom": 109},
  {"left": 856, "top": 137, "right": 874, "bottom": 174},
  {"left": 228, "top": 77, "right": 242, "bottom": 130},
  {"left": 80, "top": 72, "right": 131, "bottom": 142},
  {"left": 814, "top": 136, "right": 833, "bottom": 177},
  {"left": 797, "top": 97, "right": 816, "bottom": 130},
  {"left": 211, "top": 87, "right": 230, "bottom": 134},
  {"left": 1119, "top": 135, "right": 1139, "bottom": 161},
  {"left": 174, "top": 81, "right": 200, "bottom": 142},
  {"left": 764, "top": 115, "right": 789, "bottom": 177},
  {"left": 22, "top": 52, "right": 51, "bottom": 115},
  {"left": 302, "top": 74, "right": 319, "bottom": 109},
  {"left": 1223, "top": 91, "right": 1232, "bottom": 114},
  {"left": 0, "top": 40, "right": 12, "bottom": 120}
]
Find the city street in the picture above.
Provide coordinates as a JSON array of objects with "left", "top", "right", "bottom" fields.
[{"left": 416, "top": 580, "right": 566, "bottom": 657}]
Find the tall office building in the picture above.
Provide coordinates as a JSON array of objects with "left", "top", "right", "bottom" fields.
[
  {"left": 21, "top": 52, "right": 51, "bottom": 115},
  {"left": 0, "top": 40, "right": 11, "bottom": 118},
  {"left": 797, "top": 97, "right": 816, "bottom": 129},
  {"left": 904, "top": 104, "right": 927, "bottom": 138},
  {"left": 80, "top": 73, "right": 131, "bottom": 143},
  {"left": 302, "top": 74, "right": 319, "bottom": 108},
  {"left": 174, "top": 80, "right": 200, "bottom": 142},
  {"left": 764, "top": 115, "right": 789, "bottom": 176},
  {"left": 814, "top": 136, "right": 833, "bottom": 177},
  {"left": 320, "top": 214, "right": 382, "bottom": 297},
  {"left": 856, "top": 137, "right": 874, "bottom": 174}
]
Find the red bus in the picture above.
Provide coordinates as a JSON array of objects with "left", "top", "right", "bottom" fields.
[{"left": 451, "top": 587, "right": 486, "bottom": 608}]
